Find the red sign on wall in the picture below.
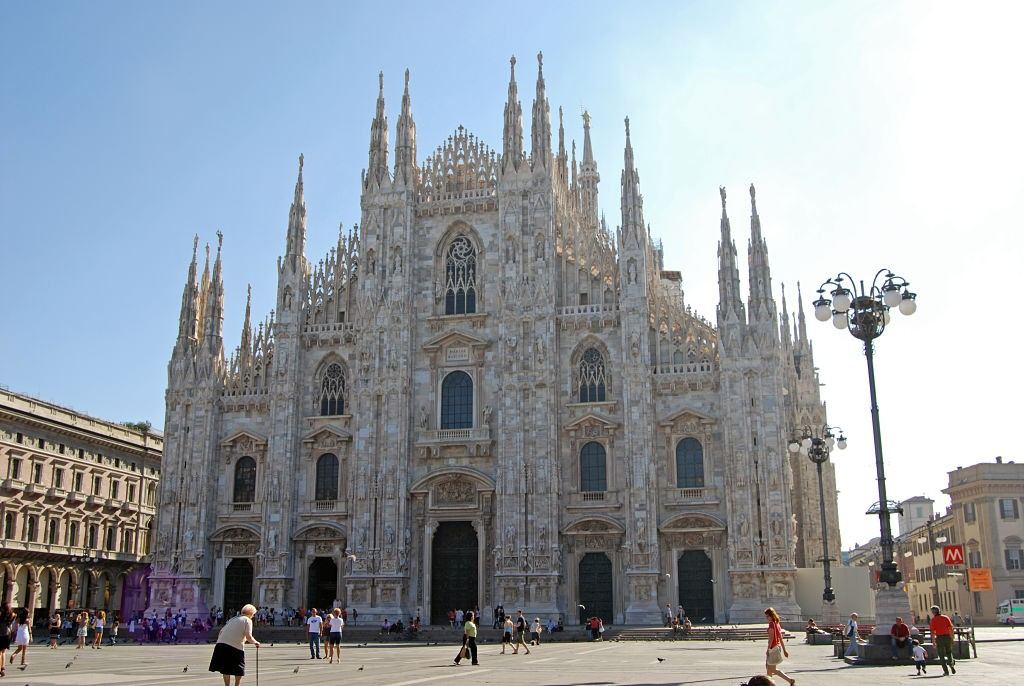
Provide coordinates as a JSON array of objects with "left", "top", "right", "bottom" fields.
[{"left": 943, "top": 544, "right": 965, "bottom": 566}]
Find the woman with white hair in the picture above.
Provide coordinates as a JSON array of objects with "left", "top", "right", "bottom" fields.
[{"left": 208, "top": 604, "right": 261, "bottom": 686}]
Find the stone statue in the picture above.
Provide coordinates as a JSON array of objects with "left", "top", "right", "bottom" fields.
[
  {"left": 182, "top": 528, "right": 194, "bottom": 552},
  {"left": 267, "top": 526, "right": 278, "bottom": 553},
  {"left": 538, "top": 524, "right": 548, "bottom": 550},
  {"left": 384, "top": 524, "right": 395, "bottom": 546},
  {"left": 417, "top": 405, "right": 428, "bottom": 429},
  {"left": 737, "top": 516, "right": 749, "bottom": 538},
  {"left": 483, "top": 404, "right": 492, "bottom": 425},
  {"left": 719, "top": 185, "right": 727, "bottom": 208},
  {"left": 269, "top": 471, "right": 281, "bottom": 502}
]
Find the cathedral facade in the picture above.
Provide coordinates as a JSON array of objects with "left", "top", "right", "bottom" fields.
[{"left": 150, "top": 55, "right": 840, "bottom": 625}]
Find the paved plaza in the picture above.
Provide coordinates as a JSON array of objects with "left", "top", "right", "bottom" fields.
[{"left": 4, "top": 634, "right": 1020, "bottom": 686}]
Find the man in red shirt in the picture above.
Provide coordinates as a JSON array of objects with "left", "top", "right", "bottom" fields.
[
  {"left": 929, "top": 605, "right": 956, "bottom": 675},
  {"left": 890, "top": 616, "right": 911, "bottom": 659}
]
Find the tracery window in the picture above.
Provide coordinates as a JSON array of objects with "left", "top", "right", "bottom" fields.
[
  {"left": 580, "top": 441, "right": 607, "bottom": 492},
  {"left": 233, "top": 456, "right": 257, "bottom": 503},
  {"left": 675, "top": 437, "right": 705, "bottom": 489},
  {"left": 577, "top": 348, "right": 608, "bottom": 403},
  {"left": 440, "top": 370, "right": 473, "bottom": 429},
  {"left": 315, "top": 453, "right": 339, "bottom": 501},
  {"left": 319, "top": 362, "right": 347, "bottom": 416},
  {"left": 444, "top": 236, "right": 477, "bottom": 315}
]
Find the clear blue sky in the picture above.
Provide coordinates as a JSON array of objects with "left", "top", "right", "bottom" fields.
[{"left": 2, "top": 1, "right": 1021, "bottom": 548}]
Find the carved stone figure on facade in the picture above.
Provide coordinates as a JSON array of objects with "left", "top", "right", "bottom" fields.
[
  {"left": 635, "top": 515, "right": 647, "bottom": 550},
  {"left": 269, "top": 471, "right": 281, "bottom": 502},
  {"left": 182, "top": 527, "right": 194, "bottom": 552},
  {"left": 417, "top": 405, "right": 428, "bottom": 429},
  {"left": 535, "top": 336, "right": 545, "bottom": 365},
  {"left": 504, "top": 523, "right": 516, "bottom": 556},
  {"left": 630, "top": 332, "right": 641, "bottom": 358},
  {"left": 627, "top": 258, "right": 637, "bottom": 284},
  {"left": 359, "top": 528, "right": 368, "bottom": 549},
  {"left": 537, "top": 524, "right": 548, "bottom": 550},
  {"left": 482, "top": 404, "right": 492, "bottom": 426},
  {"left": 384, "top": 524, "right": 395, "bottom": 547},
  {"left": 267, "top": 526, "right": 278, "bottom": 553},
  {"left": 737, "top": 516, "right": 749, "bottom": 538}
]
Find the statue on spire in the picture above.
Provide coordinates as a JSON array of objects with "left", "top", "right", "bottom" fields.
[
  {"left": 720, "top": 185, "right": 727, "bottom": 208},
  {"left": 749, "top": 182, "right": 757, "bottom": 212}
]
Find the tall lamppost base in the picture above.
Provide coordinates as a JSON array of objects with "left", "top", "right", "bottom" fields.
[
  {"left": 871, "top": 585, "right": 912, "bottom": 637},
  {"left": 821, "top": 599, "right": 840, "bottom": 626}
]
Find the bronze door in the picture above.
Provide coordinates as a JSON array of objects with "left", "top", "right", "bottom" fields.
[
  {"left": 578, "top": 552, "right": 614, "bottom": 625},
  {"left": 430, "top": 521, "right": 478, "bottom": 624},
  {"left": 307, "top": 557, "right": 338, "bottom": 611},
  {"left": 677, "top": 550, "right": 714, "bottom": 623},
  {"left": 223, "top": 558, "right": 254, "bottom": 615}
]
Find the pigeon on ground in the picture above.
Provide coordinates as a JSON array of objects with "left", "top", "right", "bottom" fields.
[
  {"left": 65, "top": 662, "right": 73, "bottom": 669},
  {"left": 183, "top": 665, "right": 189, "bottom": 672},
  {"left": 657, "top": 657, "right": 666, "bottom": 663},
  {"left": 358, "top": 665, "right": 364, "bottom": 671},
  {"left": 293, "top": 666, "right": 300, "bottom": 673}
]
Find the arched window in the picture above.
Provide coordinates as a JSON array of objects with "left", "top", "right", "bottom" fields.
[
  {"left": 87, "top": 523, "right": 98, "bottom": 549},
  {"left": 47, "top": 519, "right": 58, "bottom": 545},
  {"left": 315, "top": 453, "right": 339, "bottom": 501},
  {"left": 676, "top": 437, "right": 705, "bottom": 488},
  {"left": 444, "top": 235, "right": 477, "bottom": 315},
  {"left": 578, "top": 348, "right": 608, "bottom": 403},
  {"left": 68, "top": 521, "right": 79, "bottom": 547},
  {"left": 319, "top": 362, "right": 347, "bottom": 416},
  {"left": 580, "top": 441, "right": 607, "bottom": 492},
  {"left": 3, "top": 512, "right": 14, "bottom": 539},
  {"left": 440, "top": 371, "right": 473, "bottom": 429},
  {"left": 233, "top": 456, "right": 257, "bottom": 503},
  {"left": 105, "top": 526, "right": 115, "bottom": 551},
  {"left": 25, "top": 515, "right": 37, "bottom": 542}
]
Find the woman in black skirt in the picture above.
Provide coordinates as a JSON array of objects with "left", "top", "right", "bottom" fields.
[{"left": 209, "top": 604, "right": 260, "bottom": 686}]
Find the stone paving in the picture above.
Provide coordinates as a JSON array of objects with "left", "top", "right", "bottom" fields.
[{"left": 3, "top": 633, "right": 1019, "bottom": 685}]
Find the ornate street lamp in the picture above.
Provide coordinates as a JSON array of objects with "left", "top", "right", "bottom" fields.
[
  {"left": 788, "top": 425, "right": 847, "bottom": 605},
  {"left": 813, "top": 270, "right": 916, "bottom": 588}
]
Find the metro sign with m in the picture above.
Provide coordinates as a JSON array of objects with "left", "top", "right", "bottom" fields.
[{"left": 943, "top": 544, "right": 965, "bottom": 566}]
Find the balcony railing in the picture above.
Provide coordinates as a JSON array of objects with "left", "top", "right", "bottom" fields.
[
  {"left": 424, "top": 427, "right": 491, "bottom": 442},
  {"left": 663, "top": 486, "right": 719, "bottom": 505},
  {"left": 567, "top": 490, "right": 621, "bottom": 510},
  {"left": 558, "top": 303, "right": 618, "bottom": 317},
  {"left": 581, "top": 491, "right": 606, "bottom": 501},
  {"left": 313, "top": 499, "right": 339, "bottom": 512},
  {"left": 652, "top": 361, "right": 716, "bottom": 375}
]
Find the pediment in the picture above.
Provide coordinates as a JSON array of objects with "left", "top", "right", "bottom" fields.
[
  {"left": 220, "top": 430, "right": 268, "bottom": 448},
  {"left": 564, "top": 516, "right": 626, "bottom": 535},
  {"left": 292, "top": 523, "right": 347, "bottom": 541},
  {"left": 564, "top": 411, "right": 619, "bottom": 431},
  {"left": 422, "top": 328, "right": 489, "bottom": 352},
  {"left": 658, "top": 407, "right": 716, "bottom": 428},
  {"left": 659, "top": 513, "right": 726, "bottom": 532},
  {"left": 302, "top": 425, "right": 353, "bottom": 445},
  {"left": 209, "top": 525, "right": 261, "bottom": 542}
]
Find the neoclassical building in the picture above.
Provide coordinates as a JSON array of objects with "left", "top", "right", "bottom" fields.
[
  {"left": 151, "top": 55, "right": 840, "bottom": 624},
  {"left": 0, "top": 388, "right": 162, "bottom": 619}
]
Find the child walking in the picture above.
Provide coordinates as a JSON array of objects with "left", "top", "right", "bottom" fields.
[{"left": 912, "top": 640, "right": 927, "bottom": 675}]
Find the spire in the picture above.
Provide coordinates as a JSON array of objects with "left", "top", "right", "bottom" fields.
[
  {"left": 365, "top": 71, "right": 390, "bottom": 189},
  {"left": 716, "top": 186, "right": 744, "bottom": 323},
  {"left": 286, "top": 154, "right": 307, "bottom": 258},
  {"left": 780, "top": 282, "right": 793, "bottom": 350},
  {"left": 579, "top": 110, "right": 600, "bottom": 227},
  {"left": 501, "top": 55, "right": 524, "bottom": 174},
  {"left": 239, "top": 284, "right": 253, "bottom": 364},
  {"left": 797, "top": 281, "right": 808, "bottom": 345},
  {"left": 198, "top": 240, "right": 211, "bottom": 335},
  {"left": 175, "top": 235, "right": 201, "bottom": 346},
  {"left": 394, "top": 68, "right": 417, "bottom": 187},
  {"left": 203, "top": 230, "right": 225, "bottom": 346},
  {"left": 746, "top": 183, "right": 776, "bottom": 323},
  {"left": 530, "top": 51, "right": 551, "bottom": 170},
  {"left": 620, "top": 117, "right": 644, "bottom": 246},
  {"left": 556, "top": 105, "right": 567, "bottom": 184}
]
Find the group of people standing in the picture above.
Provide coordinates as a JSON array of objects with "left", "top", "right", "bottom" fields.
[
  {"left": 0, "top": 603, "right": 32, "bottom": 675},
  {"left": 303, "top": 607, "right": 347, "bottom": 663}
]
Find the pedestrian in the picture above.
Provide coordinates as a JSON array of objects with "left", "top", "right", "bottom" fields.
[
  {"left": 10, "top": 608, "right": 31, "bottom": 670},
  {"left": 453, "top": 610, "right": 478, "bottom": 665},
  {"left": 448, "top": 608, "right": 456, "bottom": 629},
  {"left": 351, "top": 608, "right": 358, "bottom": 625},
  {"left": 456, "top": 608, "right": 464, "bottom": 627},
  {"left": 49, "top": 613, "right": 61, "bottom": 649},
  {"left": 889, "top": 616, "right": 910, "bottom": 659},
  {"left": 208, "top": 603, "right": 260, "bottom": 686},
  {"left": 76, "top": 612, "right": 88, "bottom": 649},
  {"left": 763, "top": 607, "right": 795, "bottom": 686},
  {"left": 0, "top": 601, "right": 14, "bottom": 677},
  {"left": 109, "top": 618, "right": 120, "bottom": 646},
  {"left": 327, "top": 608, "right": 344, "bottom": 664},
  {"left": 306, "top": 607, "right": 323, "bottom": 659},
  {"left": 929, "top": 605, "right": 956, "bottom": 675},
  {"left": 531, "top": 617, "right": 542, "bottom": 646},
  {"left": 664, "top": 604, "right": 674, "bottom": 628},
  {"left": 92, "top": 610, "right": 105, "bottom": 649},
  {"left": 742, "top": 677, "right": 774, "bottom": 686},
  {"left": 953, "top": 612, "right": 963, "bottom": 628},
  {"left": 911, "top": 639, "right": 927, "bottom": 675},
  {"left": 513, "top": 610, "right": 531, "bottom": 654},
  {"left": 844, "top": 612, "right": 859, "bottom": 657},
  {"left": 598, "top": 618, "right": 605, "bottom": 641},
  {"left": 501, "top": 616, "right": 514, "bottom": 653}
]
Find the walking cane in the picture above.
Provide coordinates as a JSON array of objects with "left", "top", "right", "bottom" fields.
[{"left": 255, "top": 644, "right": 259, "bottom": 686}]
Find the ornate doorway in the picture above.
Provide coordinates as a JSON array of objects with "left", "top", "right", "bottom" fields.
[
  {"left": 223, "top": 558, "right": 253, "bottom": 615},
  {"left": 430, "top": 521, "right": 478, "bottom": 624},
  {"left": 677, "top": 550, "right": 714, "bottom": 623},
  {"left": 578, "top": 552, "right": 613, "bottom": 625},
  {"left": 307, "top": 557, "right": 338, "bottom": 611}
]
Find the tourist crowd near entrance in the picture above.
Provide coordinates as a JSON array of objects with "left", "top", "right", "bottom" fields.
[{"left": 147, "top": 52, "right": 843, "bottom": 626}]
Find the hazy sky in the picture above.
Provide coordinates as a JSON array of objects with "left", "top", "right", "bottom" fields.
[{"left": 2, "top": 1, "right": 1021, "bottom": 549}]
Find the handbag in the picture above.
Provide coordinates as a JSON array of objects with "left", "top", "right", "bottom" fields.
[
  {"left": 766, "top": 645, "right": 784, "bottom": 665},
  {"left": 458, "top": 644, "right": 470, "bottom": 660}
]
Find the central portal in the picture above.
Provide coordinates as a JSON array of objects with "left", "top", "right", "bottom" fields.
[
  {"left": 307, "top": 557, "right": 338, "bottom": 611},
  {"left": 430, "top": 521, "right": 478, "bottom": 624},
  {"left": 678, "top": 550, "right": 714, "bottom": 623},
  {"left": 578, "top": 552, "right": 613, "bottom": 625}
]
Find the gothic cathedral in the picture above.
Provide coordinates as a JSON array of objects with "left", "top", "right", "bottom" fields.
[{"left": 151, "top": 54, "right": 841, "bottom": 624}]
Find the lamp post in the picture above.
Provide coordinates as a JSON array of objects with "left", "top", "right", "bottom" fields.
[
  {"left": 69, "top": 551, "right": 99, "bottom": 609},
  {"left": 813, "top": 270, "right": 916, "bottom": 588},
  {"left": 788, "top": 425, "right": 847, "bottom": 610}
]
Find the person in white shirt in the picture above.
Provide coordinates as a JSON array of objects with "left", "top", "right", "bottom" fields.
[
  {"left": 327, "top": 608, "right": 345, "bottom": 664},
  {"left": 306, "top": 608, "right": 324, "bottom": 659},
  {"left": 912, "top": 640, "right": 928, "bottom": 675},
  {"left": 208, "top": 604, "right": 260, "bottom": 686}
]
